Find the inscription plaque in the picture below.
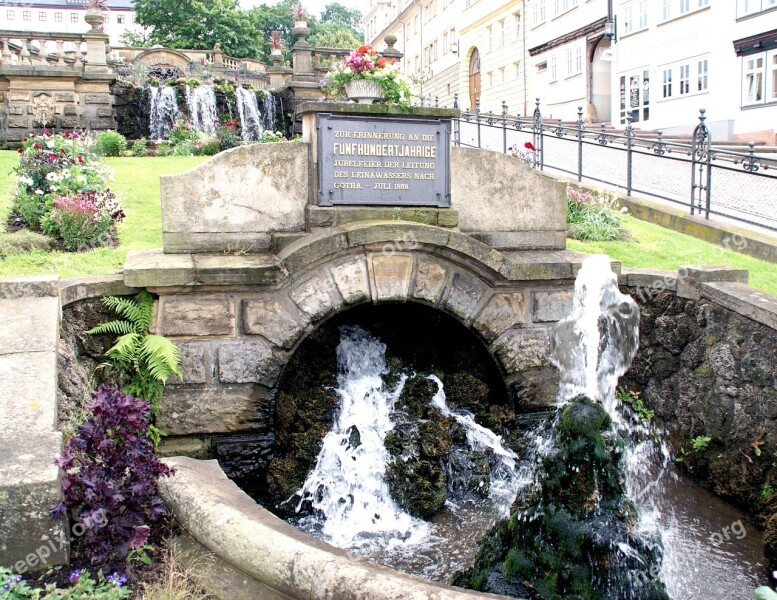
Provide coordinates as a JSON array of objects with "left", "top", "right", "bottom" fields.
[{"left": 316, "top": 113, "right": 451, "bottom": 207}]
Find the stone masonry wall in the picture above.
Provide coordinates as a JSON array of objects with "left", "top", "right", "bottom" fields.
[{"left": 619, "top": 267, "right": 777, "bottom": 563}]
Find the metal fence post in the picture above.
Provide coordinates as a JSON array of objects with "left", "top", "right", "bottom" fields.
[
  {"left": 453, "top": 93, "right": 460, "bottom": 147},
  {"left": 502, "top": 101, "right": 508, "bottom": 155},
  {"left": 576, "top": 105, "right": 584, "bottom": 182},
  {"left": 691, "top": 108, "right": 712, "bottom": 219},
  {"left": 476, "top": 99, "right": 481, "bottom": 149},
  {"left": 532, "top": 97, "right": 543, "bottom": 170},
  {"left": 625, "top": 117, "right": 634, "bottom": 196}
]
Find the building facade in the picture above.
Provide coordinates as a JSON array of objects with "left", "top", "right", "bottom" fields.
[
  {"left": 611, "top": 0, "right": 777, "bottom": 141},
  {"left": 364, "top": 0, "right": 777, "bottom": 140},
  {"left": 0, "top": 0, "right": 142, "bottom": 47}
]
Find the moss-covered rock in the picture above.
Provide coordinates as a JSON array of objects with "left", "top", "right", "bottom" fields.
[{"left": 453, "top": 396, "right": 669, "bottom": 600}]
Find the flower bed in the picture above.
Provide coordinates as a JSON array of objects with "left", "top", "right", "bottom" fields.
[{"left": 11, "top": 132, "right": 124, "bottom": 252}]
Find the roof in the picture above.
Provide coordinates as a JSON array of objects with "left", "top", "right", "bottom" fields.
[
  {"left": 0, "top": 0, "right": 134, "bottom": 8},
  {"left": 733, "top": 28, "right": 777, "bottom": 57}
]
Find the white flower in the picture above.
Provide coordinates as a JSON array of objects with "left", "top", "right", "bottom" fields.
[
  {"left": 18, "top": 175, "right": 33, "bottom": 186},
  {"left": 35, "top": 189, "right": 44, "bottom": 195},
  {"left": 46, "top": 172, "right": 58, "bottom": 182},
  {"left": 46, "top": 140, "right": 55, "bottom": 149},
  {"left": 77, "top": 175, "right": 87, "bottom": 185}
]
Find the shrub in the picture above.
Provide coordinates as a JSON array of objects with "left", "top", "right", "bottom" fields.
[
  {"left": 41, "top": 190, "right": 124, "bottom": 251},
  {"left": 566, "top": 186, "right": 628, "bottom": 242},
  {"left": 216, "top": 124, "right": 241, "bottom": 151},
  {"left": 0, "top": 230, "right": 53, "bottom": 257},
  {"left": 131, "top": 138, "right": 148, "bottom": 157},
  {"left": 156, "top": 142, "right": 174, "bottom": 157},
  {"left": 200, "top": 140, "right": 221, "bottom": 156},
  {"left": 259, "top": 130, "right": 286, "bottom": 143},
  {"left": 168, "top": 118, "right": 198, "bottom": 146},
  {"left": 173, "top": 142, "right": 194, "bottom": 156},
  {"left": 50, "top": 385, "right": 173, "bottom": 568},
  {"left": 94, "top": 131, "right": 128, "bottom": 157}
]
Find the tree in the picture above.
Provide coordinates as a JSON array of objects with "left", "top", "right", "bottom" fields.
[
  {"left": 308, "top": 21, "right": 363, "bottom": 49},
  {"left": 320, "top": 2, "right": 362, "bottom": 33},
  {"left": 134, "top": 0, "right": 260, "bottom": 59}
]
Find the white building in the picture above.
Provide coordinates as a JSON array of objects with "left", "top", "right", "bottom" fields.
[
  {"left": 0, "top": 0, "right": 142, "bottom": 47},
  {"left": 525, "top": 0, "right": 611, "bottom": 122},
  {"left": 609, "top": 0, "right": 776, "bottom": 140}
]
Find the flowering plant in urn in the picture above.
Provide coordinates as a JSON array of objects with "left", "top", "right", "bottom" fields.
[{"left": 322, "top": 44, "right": 413, "bottom": 107}]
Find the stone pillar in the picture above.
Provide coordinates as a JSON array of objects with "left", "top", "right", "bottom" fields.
[
  {"left": 213, "top": 43, "right": 224, "bottom": 67},
  {"left": 268, "top": 52, "right": 292, "bottom": 89},
  {"left": 82, "top": 10, "right": 110, "bottom": 73},
  {"left": 291, "top": 22, "right": 315, "bottom": 83}
]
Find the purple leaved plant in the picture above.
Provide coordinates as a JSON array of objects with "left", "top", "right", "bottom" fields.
[{"left": 51, "top": 385, "right": 173, "bottom": 568}]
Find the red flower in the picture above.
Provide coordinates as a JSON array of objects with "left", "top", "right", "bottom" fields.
[
  {"left": 524, "top": 141, "right": 536, "bottom": 151},
  {"left": 357, "top": 45, "right": 370, "bottom": 54},
  {"left": 17, "top": 148, "right": 23, "bottom": 153},
  {"left": 33, "top": 143, "right": 42, "bottom": 150},
  {"left": 376, "top": 56, "right": 386, "bottom": 68}
]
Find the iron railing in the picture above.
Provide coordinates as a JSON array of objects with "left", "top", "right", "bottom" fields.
[{"left": 449, "top": 96, "right": 777, "bottom": 233}]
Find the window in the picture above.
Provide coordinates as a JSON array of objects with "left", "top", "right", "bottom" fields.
[
  {"left": 500, "top": 67, "right": 505, "bottom": 83},
  {"left": 55, "top": 12, "right": 63, "bottom": 22},
  {"left": 744, "top": 55, "right": 765, "bottom": 104},
  {"left": 662, "top": 0, "right": 671, "bottom": 19},
  {"left": 514, "top": 12, "right": 521, "bottom": 38},
  {"left": 550, "top": 55, "right": 557, "bottom": 80},
  {"left": 443, "top": 31, "right": 448, "bottom": 53},
  {"left": 487, "top": 26, "right": 492, "bottom": 52},
  {"left": 499, "top": 19, "right": 505, "bottom": 48},
  {"left": 663, "top": 68, "right": 673, "bottom": 98},
  {"left": 488, "top": 71, "right": 493, "bottom": 87},
  {"left": 515, "top": 61, "right": 521, "bottom": 78},
  {"left": 103, "top": 13, "right": 109, "bottom": 22},
  {"left": 116, "top": 13, "right": 125, "bottom": 24},
  {"left": 23, "top": 10, "right": 31, "bottom": 21},
  {"left": 537, "top": 61, "right": 547, "bottom": 73},
  {"left": 6, "top": 10, "right": 14, "bottom": 20},
  {"left": 39, "top": 11, "right": 46, "bottom": 21},
  {"left": 679, "top": 0, "right": 690, "bottom": 14},
  {"left": 413, "top": 15, "right": 418, "bottom": 33},
  {"left": 575, "top": 46, "right": 582, "bottom": 73},
  {"left": 737, "top": 0, "right": 777, "bottom": 16},
  {"left": 771, "top": 52, "right": 777, "bottom": 102},
  {"left": 433, "top": 39, "right": 438, "bottom": 61},
  {"left": 565, "top": 48, "right": 573, "bottom": 75},
  {"left": 71, "top": 12, "right": 79, "bottom": 22},
  {"left": 679, "top": 63, "right": 690, "bottom": 94},
  {"left": 623, "top": 4, "right": 633, "bottom": 35},
  {"left": 638, "top": 0, "right": 648, "bottom": 28},
  {"left": 533, "top": 0, "right": 546, "bottom": 25},
  {"left": 697, "top": 59, "right": 708, "bottom": 91}
]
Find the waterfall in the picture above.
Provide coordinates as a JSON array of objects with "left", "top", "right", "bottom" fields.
[
  {"left": 294, "top": 325, "right": 521, "bottom": 555},
  {"left": 148, "top": 86, "right": 179, "bottom": 140},
  {"left": 185, "top": 85, "right": 217, "bottom": 136},
  {"left": 261, "top": 90, "right": 277, "bottom": 133},
  {"left": 235, "top": 87, "right": 264, "bottom": 142}
]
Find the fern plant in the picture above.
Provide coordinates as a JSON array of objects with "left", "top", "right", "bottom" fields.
[{"left": 88, "top": 291, "right": 182, "bottom": 436}]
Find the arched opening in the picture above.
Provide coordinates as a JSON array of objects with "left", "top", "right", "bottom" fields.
[
  {"left": 468, "top": 48, "right": 481, "bottom": 109},
  {"left": 590, "top": 36, "right": 612, "bottom": 123}
]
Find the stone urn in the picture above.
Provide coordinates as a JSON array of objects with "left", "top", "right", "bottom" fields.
[
  {"left": 84, "top": 8, "right": 104, "bottom": 32},
  {"left": 345, "top": 79, "right": 383, "bottom": 104}
]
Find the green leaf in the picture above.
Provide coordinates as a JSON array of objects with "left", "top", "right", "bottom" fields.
[
  {"left": 138, "top": 334, "right": 182, "bottom": 383},
  {"left": 106, "top": 332, "right": 142, "bottom": 364},
  {"left": 86, "top": 319, "right": 137, "bottom": 336}
]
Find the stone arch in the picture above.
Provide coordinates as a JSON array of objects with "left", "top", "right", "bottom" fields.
[{"left": 132, "top": 48, "right": 192, "bottom": 78}]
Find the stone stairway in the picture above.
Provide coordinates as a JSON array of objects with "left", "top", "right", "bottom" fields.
[{"left": 0, "top": 276, "right": 67, "bottom": 571}]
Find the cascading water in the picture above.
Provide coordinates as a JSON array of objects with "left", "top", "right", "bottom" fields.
[
  {"left": 260, "top": 90, "right": 277, "bottom": 133},
  {"left": 293, "top": 325, "right": 523, "bottom": 578},
  {"left": 235, "top": 87, "right": 264, "bottom": 142},
  {"left": 148, "top": 86, "right": 179, "bottom": 140},
  {"left": 185, "top": 85, "right": 218, "bottom": 136}
]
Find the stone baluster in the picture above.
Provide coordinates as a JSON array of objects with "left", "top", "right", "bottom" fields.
[
  {"left": 56, "top": 40, "right": 66, "bottom": 66},
  {"left": 0, "top": 38, "right": 10, "bottom": 65},
  {"left": 20, "top": 38, "right": 31, "bottom": 65}
]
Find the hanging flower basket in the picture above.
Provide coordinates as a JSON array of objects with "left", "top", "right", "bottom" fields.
[{"left": 345, "top": 79, "right": 384, "bottom": 104}]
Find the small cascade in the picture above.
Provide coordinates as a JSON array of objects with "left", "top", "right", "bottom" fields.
[
  {"left": 235, "top": 87, "right": 264, "bottom": 142},
  {"left": 293, "top": 325, "right": 522, "bottom": 563},
  {"left": 261, "top": 90, "right": 277, "bottom": 132},
  {"left": 185, "top": 85, "right": 217, "bottom": 136},
  {"left": 148, "top": 86, "right": 179, "bottom": 140},
  {"left": 294, "top": 326, "right": 428, "bottom": 548}
]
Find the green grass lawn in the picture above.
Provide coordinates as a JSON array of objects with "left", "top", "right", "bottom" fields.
[
  {"left": 0, "top": 153, "right": 207, "bottom": 278},
  {"left": 0, "top": 149, "right": 775, "bottom": 296},
  {"left": 568, "top": 216, "right": 777, "bottom": 296}
]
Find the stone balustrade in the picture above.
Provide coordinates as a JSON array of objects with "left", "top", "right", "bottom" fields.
[
  {"left": 0, "top": 31, "right": 95, "bottom": 70},
  {"left": 312, "top": 48, "right": 351, "bottom": 74}
]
